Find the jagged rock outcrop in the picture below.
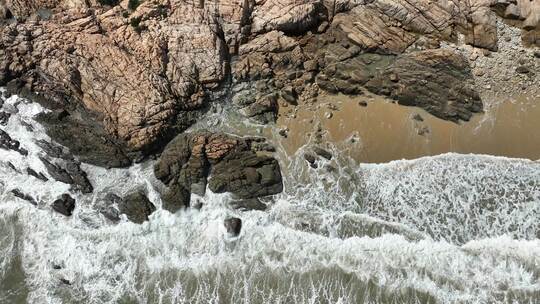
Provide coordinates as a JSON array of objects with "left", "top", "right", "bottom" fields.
[
  {"left": 0, "top": 0, "right": 538, "bottom": 166},
  {"left": 365, "top": 49, "right": 483, "bottom": 121},
  {"left": 37, "top": 140, "right": 93, "bottom": 193},
  {"left": 97, "top": 191, "right": 156, "bottom": 223},
  {"left": 51, "top": 193, "right": 76, "bottom": 216},
  {"left": 154, "top": 131, "right": 283, "bottom": 213},
  {"left": 0, "top": 129, "right": 28, "bottom": 155}
]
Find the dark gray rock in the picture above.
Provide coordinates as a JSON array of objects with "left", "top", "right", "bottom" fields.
[
  {"left": 0, "top": 129, "right": 28, "bottom": 155},
  {"left": 208, "top": 152, "right": 283, "bottom": 199},
  {"left": 230, "top": 198, "right": 268, "bottom": 211},
  {"left": 52, "top": 194, "right": 76, "bottom": 216},
  {"left": 39, "top": 157, "right": 93, "bottom": 193},
  {"left": 40, "top": 157, "right": 73, "bottom": 184},
  {"left": 37, "top": 109, "right": 132, "bottom": 168},
  {"left": 224, "top": 217, "right": 242, "bottom": 236},
  {"left": 313, "top": 146, "right": 332, "bottom": 160},
  {"left": 161, "top": 184, "right": 190, "bottom": 213},
  {"left": 118, "top": 191, "right": 156, "bottom": 224},
  {"left": 11, "top": 189, "right": 37, "bottom": 205},
  {"left": 26, "top": 167, "right": 48, "bottom": 181},
  {"left": 516, "top": 66, "right": 530, "bottom": 74},
  {"left": 35, "top": 140, "right": 73, "bottom": 160},
  {"left": 304, "top": 153, "right": 318, "bottom": 168},
  {"left": 97, "top": 193, "right": 122, "bottom": 221},
  {"left": 0, "top": 111, "right": 10, "bottom": 125},
  {"left": 155, "top": 132, "right": 283, "bottom": 208},
  {"left": 64, "top": 161, "right": 93, "bottom": 193}
]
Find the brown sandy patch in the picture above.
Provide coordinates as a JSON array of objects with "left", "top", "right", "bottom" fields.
[{"left": 276, "top": 93, "right": 540, "bottom": 163}]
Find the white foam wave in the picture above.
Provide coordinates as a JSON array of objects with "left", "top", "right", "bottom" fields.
[{"left": 1, "top": 91, "right": 539, "bottom": 303}]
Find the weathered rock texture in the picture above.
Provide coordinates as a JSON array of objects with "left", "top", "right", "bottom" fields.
[
  {"left": 0, "top": 0, "right": 538, "bottom": 165},
  {"left": 97, "top": 191, "right": 156, "bottom": 223},
  {"left": 154, "top": 131, "right": 283, "bottom": 213}
]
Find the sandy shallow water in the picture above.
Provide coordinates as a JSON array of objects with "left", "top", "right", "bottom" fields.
[{"left": 277, "top": 93, "right": 540, "bottom": 163}]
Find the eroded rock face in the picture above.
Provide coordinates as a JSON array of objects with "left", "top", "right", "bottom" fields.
[
  {"left": 155, "top": 131, "right": 283, "bottom": 213},
  {"left": 1, "top": 0, "right": 230, "bottom": 162},
  {"left": 365, "top": 49, "right": 483, "bottom": 121},
  {"left": 52, "top": 193, "right": 76, "bottom": 216},
  {"left": 0, "top": 0, "right": 537, "bottom": 166}
]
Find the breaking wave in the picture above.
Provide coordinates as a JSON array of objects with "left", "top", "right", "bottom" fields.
[{"left": 1, "top": 90, "right": 539, "bottom": 303}]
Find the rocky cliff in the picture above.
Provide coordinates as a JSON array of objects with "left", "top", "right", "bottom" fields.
[{"left": 0, "top": 0, "right": 538, "bottom": 165}]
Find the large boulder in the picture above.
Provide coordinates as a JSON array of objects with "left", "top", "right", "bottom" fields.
[{"left": 155, "top": 131, "right": 283, "bottom": 213}]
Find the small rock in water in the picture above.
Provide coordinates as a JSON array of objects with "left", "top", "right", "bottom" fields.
[
  {"left": 412, "top": 113, "right": 424, "bottom": 122},
  {"left": 281, "top": 87, "right": 297, "bottom": 104},
  {"left": 26, "top": 167, "right": 48, "bottom": 181},
  {"left": 304, "top": 153, "right": 318, "bottom": 168},
  {"left": 224, "top": 217, "right": 242, "bottom": 236},
  {"left": 0, "top": 129, "right": 27, "bottom": 155},
  {"left": 278, "top": 128, "right": 288, "bottom": 138},
  {"left": 325, "top": 112, "right": 333, "bottom": 119},
  {"left": 230, "top": 198, "right": 267, "bottom": 211},
  {"left": 118, "top": 191, "right": 156, "bottom": 224},
  {"left": 97, "top": 193, "right": 122, "bottom": 221},
  {"left": 313, "top": 146, "right": 332, "bottom": 160},
  {"left": 59, "top": 278, "right": 71, "bottom": 285},
  {"left": 0, "top": 111, "right": 10, "bottom": 125},
  {"left": 358, "top": 100, "right": 368, "bottom": 107},
  {"left": 417, "top": 126, "right": 430, "bottom": 136},
  {"left": 11, "top": 189, "right": 38, "bottom": 205},
  {"left": 516, "top": 66, "right": 530, "bottom": 74},
  {"left": 52, "top": 194, "right": 76, "bottom": 216},
  {"left": 40, "top": 157, "right": 73, "bottom": 184},
  {"left": 192, "top": 199, "right": 203, "bottom": 210}
]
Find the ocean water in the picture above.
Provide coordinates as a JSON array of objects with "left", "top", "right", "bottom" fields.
[{"left": 0, "top": 90, "right": 539, "bottom": 303}]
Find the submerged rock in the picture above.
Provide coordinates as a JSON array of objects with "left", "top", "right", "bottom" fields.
[
  {"left": 52, "top": 194, "right": 76, "bottom": 216},
  {"left": 224, "top": 217, "right": 242, "bottom": 236},
  {"left": 230, "top": 198, "right": 268, "bottom": 211}
]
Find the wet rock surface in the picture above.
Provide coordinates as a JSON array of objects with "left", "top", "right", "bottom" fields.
[
  {"left": 365, "top": 49, "right": 483, "bottom": 122},
  {"left": 11, "top": 189, "right": 37, "bottom": 205},
  {"left": 224, "top": 217, "right": 242, "bottom": 236},
  {"left": 118, "top": 191, "right": 156, "bottom": 224},
  {"left": 0, "top": 129, "right": 28, "bottom": 155},
  {"left": 51, "top": 194, "right": 76, "bottom": 216},
  {"left": 155, "top": 131, "right": 283, "bottom": 212},
  {"left": 230, "top": 198, "right": 268, "bottom": 211},
  {"left": 39, "top": 147, "right": 93, "bottom": 194},
  {"left": 97, "top": 191, "right": 156, "bottom": 223}
]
